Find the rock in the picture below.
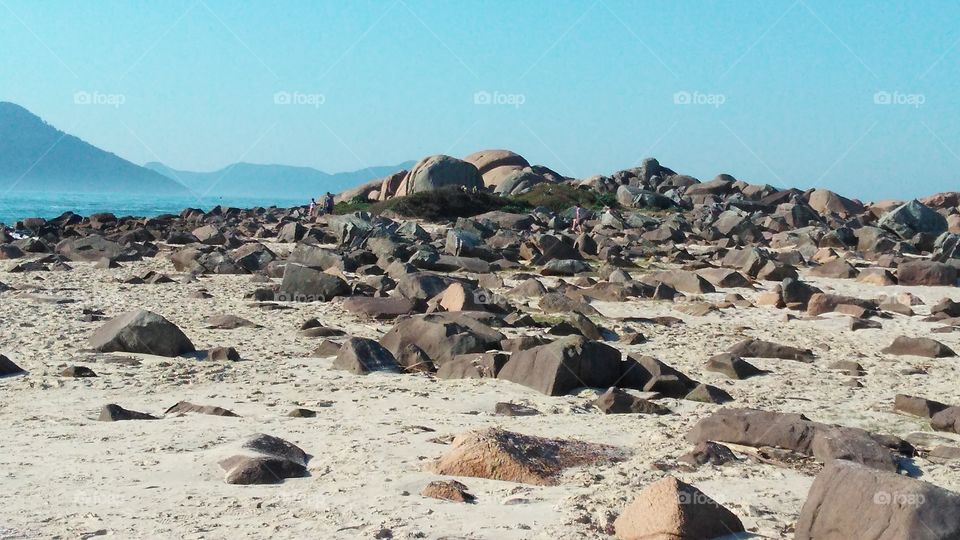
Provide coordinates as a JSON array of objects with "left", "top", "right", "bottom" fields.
[
  {"left": 164, "top": 401, "right": 239, "bottom": 417},
  {"left": 808, "top": 258, "right": 860, "bottom": 279},
  {"left": 687, "top": 408, "right": 900, "bottom": 471},
  {"left": 795, "top": 459, "right": 960, "bottom": 540},
  {"left": 808, "top": 188, "right": 865, "bottom": 217},
  {"left": 343, "top": 297, "right": 417, "bottom": 319},
  {"left": 727, "top": 338, "right": 815, "bottom": 362},
  {"left": 205, "top": 314, "right": 259, "bottom": 329},
  {"left": 436, "top": 352, "right": 507, "bottom": 379},
  {"left": 97, "top": 404, "right": 158, "bottom": 421},
  {"left": 380, "top": 313, "right": 504, "bottom": 367},
  {"left": 278, "top": 263, "right": 350, "bottom": 302},
  {"left": 856, "top": 267, "right": 898, "bottom": 286},
  {"left": 494, "top": 402, "right": 540, "bottom": 417},
  {"left": 931, "top": 407, "right": 960, "bottom": 434},
  {"left": 428, "top": 427, "right": 625, "bottom": 485},
  {"left": 898, "top": 260, "right": 958, "bottom": 286},
  {"left": 219, "top": 433, "right": 309, "bottom": 485},
  {"left": 807, "top": 293, "right": 878, "bottom": 316},
  {"left": 287, "top": 408, "right": 317, "bottom": 418},
  {"left": 396, "top": 272, "right": 463, "bottom": 301},
  {"left": 89, "top": 310, "right": 195, "bottom": 357},
  {"left": 878, "top": 199, "right": 948, "bottom": 239},
  {"left": 397, "top": 155, "right": 484, "bottom": 196},
  {"left": 332, "top": 337, "right": 400, "bottom": 375},
  {"left": 312, "top": 339, "right": 342, "bottom": 357},
  {"left": 463, "top": 149, "right": 529, "bottom": 188},
  {"left": 498, "top": 336, "right": 622, "bottom": 396},
  {"left": 882, "top": 336, "right": 956, "bottom": 358},
  {"left": 0, "top": 354, "right": 25, "bottom": 377},
  {"left": 541, "top": 259, "right": 591, "bottom": 276},
  {"left": 778, "top": 278, "right": 821, "bottom": 309},
  {"left": 678, "top": 441, "right": 738, "bottom": 468},
  {"left": 592, "top": 387, "right": 669, "bottom": 414},
  {"left": 894, "top": 394, "right": 949, "bottom": 418},
  {"left": 684, "top": 383, "right": 734, "bottom": 404},
  {"left": 613, "top": 476, "right": 744, "bottom": 540},
  {"left": 696, "top": 267, "right": 751, "bottom": 288},
  {"left": 421, "top": 480, "right": 475, "bottom": 503},
  {"left": 56, "top": 236, "right": 132, "bottom": 262},
  {"left": 61, "top": 365, "right": 96, "bottom": 377},
  {"left": 704, "top": 353, "right": 764, "bottom": 379},
  {"left": 205, "top": 347, "right": 241, "bottom": 361}
]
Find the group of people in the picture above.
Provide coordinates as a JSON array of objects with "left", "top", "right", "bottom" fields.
[{"left": 308, "top": 192, "right": 335, "bottom": 218}]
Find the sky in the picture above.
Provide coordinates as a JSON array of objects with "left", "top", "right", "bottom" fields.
[{"left": 1, "top": 0, "right": 958, "bottom": 201}]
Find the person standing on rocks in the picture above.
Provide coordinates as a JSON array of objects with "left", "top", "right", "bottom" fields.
[
  {"left": 572, "top": 204, "right": 585, "bottom": 233},
  {"left": 308, "top": 198, "right": 317, "bottom": 217},
  {"left": 324, "top": 192, "right": 335, "bottom": 215}
]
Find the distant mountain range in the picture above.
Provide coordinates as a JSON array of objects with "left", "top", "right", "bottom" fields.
[
  {"left": 0, "top": 101, "right": 413, "bottom": 198},
  {"left": 0, "top": 101, "right": 188, "bottom": 194},
  {"left": 144, "top": 160, "right": 415, "bottom": 199}
]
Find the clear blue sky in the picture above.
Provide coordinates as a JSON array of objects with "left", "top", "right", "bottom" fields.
[{"left": 1, "top": 0, "right": 958, "bottom": 200}]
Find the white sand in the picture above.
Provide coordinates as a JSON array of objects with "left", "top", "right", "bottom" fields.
[{"left": 2, "top": 248, "right": 959, "bottom": 539}]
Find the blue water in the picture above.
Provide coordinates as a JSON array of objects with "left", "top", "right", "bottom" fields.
[{"left": 0, "top": 192, "right": 307, "bottom": 227}]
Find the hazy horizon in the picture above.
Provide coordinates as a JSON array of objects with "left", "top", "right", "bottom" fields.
[{"left": 3, "top": 1, "right": 959, "bottom": 200}]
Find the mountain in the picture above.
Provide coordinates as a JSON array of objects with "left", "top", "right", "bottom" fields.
[
  {"left": 144, "top": 161, "right": 416, "bottom": 199},
  {"left": 0, "top": 102, "right": 189, "bottom": 194}
]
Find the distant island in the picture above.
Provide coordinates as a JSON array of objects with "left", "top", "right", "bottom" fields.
[
  {"left": 144, "top": 161, "right": 415, "bottom": 200},
  {"left": 0, "top": 101, "right": 413, "bottom": 199}
]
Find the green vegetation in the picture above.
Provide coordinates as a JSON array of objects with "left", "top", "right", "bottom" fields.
[
  {"left": 511, "top": 183, "right": 619, "bottom": 213},
  {"left": 332, "top": 182, "right": 620, "bottom": 220}
]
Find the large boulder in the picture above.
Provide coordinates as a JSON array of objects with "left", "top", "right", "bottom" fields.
[
  {"left": 463, "top": 149, "right": 529, "bottom": 188},
  {"left": 379, "top": 313, "right": 505, "bottom": 367},
  {"left": 807, "top": 188, "right": 865, "bottom": 217},
  {"left": 614, "top": 477, "right": 744, "bottom": 540},
  {"left": 687, "top": 408, "right": 902, "bottom": 471},
  {"left": 89, "top": 310, "right": 195, "bottom": 357},
  {"left": 56, "top": 236, "right": 134, "bottom": 262},
  {"left": 219, "top": 433, "right": 310, "bottom": 485},
  {"left": 332, "top": 337, "right": 401, "bottom": 375},
  {"left": 396, "top": 155, "right": 484, "bottom": 196},
  {"left": 278, "top": 263, "right": 350, "bottom": 301},
  {"left": 878, "top": 199, "right": 948, "bottom": 239},
  {"left": 497, "top": 336, "right": 622, "bottom": 396},
  {"left": 898, "top": 260, "right": 958, "bottom": 286},
  {"left": 795, "top": 460, "right": 960, "bottom": 540},
  {"left": 881, "top": 336, "right": 956, "bottom": 358}
]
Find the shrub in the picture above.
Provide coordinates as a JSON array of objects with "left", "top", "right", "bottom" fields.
[
  {"left": 374, "top": 186, "right": 514, "bottom": 221},
  {"left": 510, "top": 182, "right": 618, "bottom": 213}
]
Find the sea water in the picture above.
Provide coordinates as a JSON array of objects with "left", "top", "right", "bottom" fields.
[{"left": 0, "top": 192, "right": 306, "bottom": 226}]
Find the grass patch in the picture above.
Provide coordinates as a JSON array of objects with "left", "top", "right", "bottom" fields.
[
  {"left": 372, "top": 186, "right": 517, "bottom": 221},
  {"left": 511, "top": 183, "right": 619, "bottom": 213}
]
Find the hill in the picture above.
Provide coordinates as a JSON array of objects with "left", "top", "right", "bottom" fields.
[{"left": 0, "top": 102, "right": 189, "bottom": 194}]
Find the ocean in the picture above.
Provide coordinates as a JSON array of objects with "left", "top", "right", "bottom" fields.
[{"left": 0, "top": 192, "right": 308, "bottom": 227}]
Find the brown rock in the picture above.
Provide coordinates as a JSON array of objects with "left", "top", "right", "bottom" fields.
[
  {"left": 421, "top": 480, "right": 475, "bottom": 503},
  {"left": 613, "top": 476, "right": 744, "bottom": 540},
  {"left": 795, "top": 459, "right": 960, "bottom": 540},
  {"left": 882, "top": 336, "right": 957, "bottom": 358},
  {"left": 428, "top": 427, "right": 626, "bottom": 485}
]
